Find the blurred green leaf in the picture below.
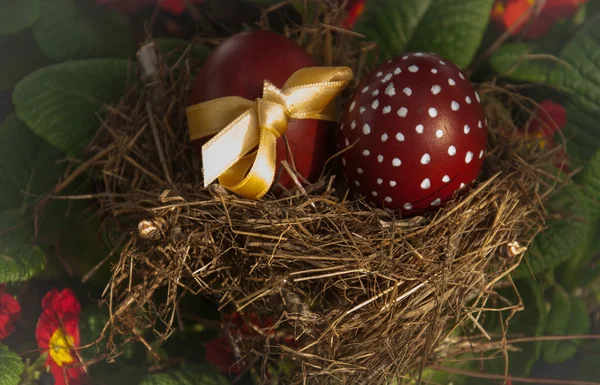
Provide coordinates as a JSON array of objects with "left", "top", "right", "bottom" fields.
[
  {"left": 355, "top": 0, "right": 494, "bottom": 68},
  {"left": 577, "top": 340, "right": 600, "bottom": 381},
  {"left": 0, "top": 344, "right": 24, "bottom": 385},
  {"left": 13, "top": 59, "right": 131, "bottom": 156},
  {"left": 32, "top": 0, "right": 135, "bottom": 61},
  {"left": 0, "top": 210, "right": 45, "bottom": 283},
  {"left": 0, "top": 0, "right": 40, "bottom": 36},
  {"left": 543, "top": 294, "right": 590, "bottom": 364},
  {"left": 542, "top": 285, "right": 571, "bottom": 363},
  {"left": 0, "top": 30, "right": 49, "bottom": 92},
  {"left": 138, "top": 365, "right": 229, "bottom": 385},
  {"left": 513, "top": 184, "right": 591, "bottom": 278},
  {"left": 576, "top": 150, "right": 600, "bottom": 217}
]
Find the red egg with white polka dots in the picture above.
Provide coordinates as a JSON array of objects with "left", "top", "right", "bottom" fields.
[{"left": 337, "top": 52, "right": 488, "bottom": 214}]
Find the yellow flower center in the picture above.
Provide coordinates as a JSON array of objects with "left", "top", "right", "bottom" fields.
[{"left": 49, "top": 328, "right": 75, "bottom": 367}]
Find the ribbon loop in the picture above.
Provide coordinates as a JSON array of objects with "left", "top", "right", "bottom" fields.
[{"left": 186, "top": 66, "right": 353, "bottom": 199}]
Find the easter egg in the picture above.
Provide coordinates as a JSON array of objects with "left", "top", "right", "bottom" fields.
[
  {"left": 338, "top": 52, "right": 488, "bottom": 214},
  {"left": 189, "top": 30, "right": 333, "bottom": 188}
]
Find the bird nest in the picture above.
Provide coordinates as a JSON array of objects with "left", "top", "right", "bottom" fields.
[{"left": 72, "top": 4, "right": 565, "bottom": 385}]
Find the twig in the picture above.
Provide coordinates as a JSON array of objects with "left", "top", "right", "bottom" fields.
[
  {"left": 146, "top": 102, "right": 173, "bottom": 185},
  {"left": 54, "top": 144, "right": 115, "bottom": 193}
]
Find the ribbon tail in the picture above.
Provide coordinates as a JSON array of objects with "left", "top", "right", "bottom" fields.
[
  {"left": 201, "top": 108, "right": 260, "bottom": 186},
  {"left": 218, "top": 126, "right": 280, "bottom": 199}
]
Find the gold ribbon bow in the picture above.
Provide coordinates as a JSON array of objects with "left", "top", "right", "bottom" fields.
[{"left": 186, "top": 66, "right": 353, "bottom": 199}]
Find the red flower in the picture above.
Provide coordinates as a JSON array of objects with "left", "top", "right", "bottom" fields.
[
  {"left": 35, "top": 289, "right": 88, "bottom": 385},
  {"left": 495, "top": 0, "right": 586, "bottom": 39},
  {"left": 0, "top": 285, "right": 21, "bottom": 340},
  {"left": 522, "top": 100, "right": 569, "bottom": 172},
  {"left": 97, "top": 0, "right": 205, "bottom": 15},
  {"left": 343, "top": 0, "right": 367, "bottom": 29},
  {"left": 205, "top": 337, "right": 242, "bottom": 374}
]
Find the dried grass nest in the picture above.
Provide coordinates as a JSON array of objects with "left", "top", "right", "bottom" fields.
[{"left": 73, "top": 5, "right": 566, "bottom": 384}]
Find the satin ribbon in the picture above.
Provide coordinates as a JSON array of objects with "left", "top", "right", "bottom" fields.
[{"left": 186, "top": 66, "right": 353, "bottom": 199}]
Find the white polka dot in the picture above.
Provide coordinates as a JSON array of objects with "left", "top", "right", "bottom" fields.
[
  {"left": 440, "top": 60, "right": 446, "bottom": 65},
  {"left": 465, "top": 96, "right": 472, "bottom": 104},
  {"left": 340, "top": 122, "right": 344, "bottom": 130},
  {"left": 415, "top": 53, "right": 424, "bottom": 56},
  {"left": 431, "top": 198, "right": 441, "bottom": 206},
  {"left": 363, "top": 124, "right": 371, "bottom": 135},
  {"left": 460, "top": 182, "right": 466, "bottom": 189},
  {"left": 382, "top": 73, "right": 393, "bottom": 83},
  {"left": 421, "top": 178, "right": 431, "bottom": 189},
  {"left": 351, "top": 120, "right": 356, "bottom": 130},
  {"left": 420, "top": 153, "right": 431, "bottom": 165},
  {"left": 431, "top": 68, "right": 438, "bottom": 74},
  {"left": 342, "top": 158, "right": 347, "bottom": 165},
  {"left": 354, "top": 180, "right": 359, "bottom": 187},
  {"left": 465, "top": 151, "right": 474, "bottom": 163},
  {"left": 376, "top": 71, "right": 383, "bottom": 77},
  {"left": 397, "top": 107, "right": 408, "bottom": 117},
  {"left": 360, "top": 107, "right": 366, "bottom": 114},
  {"left": 349, "top": 101, "right": 355, "bottom": 111},
  {"left": 436, "top": 129, "right": 444, "bottom": 138},
  {"left": 475, "top": 92, "right": 481, "bottom": 103},
  {"left": 381, "top": 133, "right": 389, "bottom": 142},
  {"left": 392, "top": 158, "right": 401, "bottom": 167},
  {"left": 464, "top": 125, "right": 470, "bottom": 134},
  {"left": 395, "top": 132, "right": 405, "bottom": 141},
  {"left": 362, "top": 149, "right": 370, "bottom": 156},
  {"left": 479, "top": 149, "right": 484, "bottom": 158},
  {"left": 448, "top": 78, "right": 456, "bottom": 86},
  {"left": 416, "top": 124, "right": 424, "bottom": 134},
  {"left": 408, "top": 65, "right": 419, "bottom": 73},
  {"left": 451, "top": 101, "right": 460, "bottom": 111},
  {"left": 485, "top": 118, "right": 488, "bottom": 127},
  {"left": 442, "top": 175, "right": 450, "bottom": 183},
  {"left": 403, "top": 203, "right": 412, "bottom": 210},
  {"left": 459, "top": 72, "right": 465, "bottom": 80},
  {"left": 402, "top": 55, "right": 408, "bottom": 60},
  {"left": 372, "top": 99, "right": 379, "bottom": 109},
  {"left": 448, "top": 145, "right": 456, "bottom": 156},
  {"left": 357, "top": 168, "right": 364, "bottom": 174},
  {"left": 377, "top": 155, "right": 384, "bottom": 163},
  {"left": 428, "top": 108, "right": 438, "bottom": 118},
  {"left": 377, "top": 178, "right": 383, "bottom": 185},
  {"left": 371, "top": 191, "right": 378, "bottom": 197},
  {"left": 384, "top": 197, "right": 393, "bottom": 203},
  {"left": 431, "top": 85, "right": 441, "bottom": 95},
  {"left": 478, "top": 120, "right": 482, "bottom": 128},
  {"left": 390, "top": 180, "right": 397, "bottom": 187},
  {"left": 362, "top": 86, "right": 369, "bottom": 93},
  {"left": 394, "top": 67, "right": 401, "bottom": 75},
  {"left": 382, "top": 106, "right": 391, "bottom": 114},
  {"left": 385, "top": 83, "right": 396, "bottom": 96},
  {"left": 403, "top": 87, "right": 412, "bottom": 96},
  {"left": 344, "top": 138, "right": 349, "bottom": 147},
  {"left": 371, "top": 89, "right": 379, "bottom": 97}
]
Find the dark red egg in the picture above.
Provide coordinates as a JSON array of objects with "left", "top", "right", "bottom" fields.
[
  {"left": 189, "top": 30, "right": 332, "bottom": 188},
  {"left": 338, "top": 52, "right": 488, "bottom": 214}
]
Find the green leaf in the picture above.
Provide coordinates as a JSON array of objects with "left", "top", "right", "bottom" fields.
[
  {"left": 0, "top": 31, "right": 49, "bottom": 91},
  {"left": 355, "top": 0, "right": 494, "bottom": 68},
  {"left": 32, "top": 0, "right": 135, "bottom": 61},
  {"left": 0, "top": 0, "right": 40, "bottom": 36},
  {"left": 407, "top": 0, "right": 495, "bottom": 68},
  {"left": 0, "top": 210, "right": 45, "bottom": 283},
  {"left": 513, "top": 184, "right": 592, "bottom": 278},
  {"left": 562, "top": 101, "right": 600, "bottom": 163},
  {"left": 542, "top": 286, "right": 571, "bottom": 363},
  {"left": 577, "top": 340, "right": 600, "bottom": 381},
  {"left": 13, "top": 59, "right": 131, "bottom": 156},
  {"left": 576, "top": 150, "right": 600, "bottom": 217},
  {"left": 138, "top": 365, "right": 230, "bottom": 385},
  {"left": 0, "top": 344, "right": 24, "bottom": 385},
  {"left": 544, "top": 294, "right": 590, "bottom": 364}
]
